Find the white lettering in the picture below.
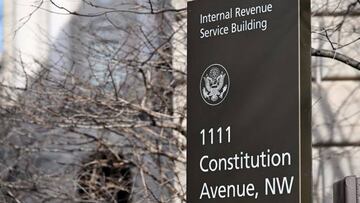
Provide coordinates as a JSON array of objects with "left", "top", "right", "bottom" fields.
[{"left": 265, "top": 176, "right": 294, "bottom": 195}]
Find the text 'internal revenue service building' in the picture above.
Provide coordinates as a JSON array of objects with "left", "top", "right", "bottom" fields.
[{"left": 187, "top": 0, "right": 311, "bottom": 202}]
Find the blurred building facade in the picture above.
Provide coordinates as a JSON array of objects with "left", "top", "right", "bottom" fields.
[
  {"left": 0, "top": 0, "right": 360, "bottom": 203},
  {"left": 311, "top": 0, "right": 360, "bottom": 202},
  {"left": 0, "top": 0, "right": 187, "bottom": 202}
]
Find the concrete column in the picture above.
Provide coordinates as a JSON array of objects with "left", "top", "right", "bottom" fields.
[{"left": 0, "top": 0, "right": 50, "bottom": 104}]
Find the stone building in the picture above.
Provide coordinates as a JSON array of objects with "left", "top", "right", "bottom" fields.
[
  {"left": 311, "top": 0, "right": 360, "bottom": 202},
  {"left": 0, "top": 0, "right": 359, "bottom": 203},
  {"left": 0, "top": 0, "right": 186, "bottom": 202}
]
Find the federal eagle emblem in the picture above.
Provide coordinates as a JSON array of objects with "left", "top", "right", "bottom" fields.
[{"left": 200, "top": 64, "right": 230, "bottom": 106}]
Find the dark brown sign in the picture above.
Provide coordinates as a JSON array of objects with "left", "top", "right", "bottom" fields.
[{"left": 187, "top": 0, "right": 311, "bottom": 202}]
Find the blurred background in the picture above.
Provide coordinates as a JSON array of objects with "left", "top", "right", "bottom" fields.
[{"left": 0, "top": 0, "right": 358, "bottom": 202}]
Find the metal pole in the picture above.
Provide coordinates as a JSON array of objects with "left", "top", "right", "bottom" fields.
[{"left": 333, "top": 176, "right": 358, "bottom": 203}]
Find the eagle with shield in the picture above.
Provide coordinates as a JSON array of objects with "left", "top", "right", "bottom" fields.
[{"left": 202, "top": 66, "right": 228, "bottom": 102}]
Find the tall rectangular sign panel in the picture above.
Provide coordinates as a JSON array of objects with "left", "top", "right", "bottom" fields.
[{"left": 187, "top": 0, "right": 311, "bottom": 202}]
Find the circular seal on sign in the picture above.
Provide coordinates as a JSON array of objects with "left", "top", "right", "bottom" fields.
[{"left": 200, "top": 64, "right": 230, "bottom": 106}]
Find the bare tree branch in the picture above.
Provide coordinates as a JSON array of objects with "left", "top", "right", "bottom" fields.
[{"left": 312, "top": 48, "right": 360, "bottom": 71}]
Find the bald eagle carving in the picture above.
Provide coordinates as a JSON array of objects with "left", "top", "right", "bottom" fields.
[{"left": 202, "top": 70, "right": 227, "bottom": 102}]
